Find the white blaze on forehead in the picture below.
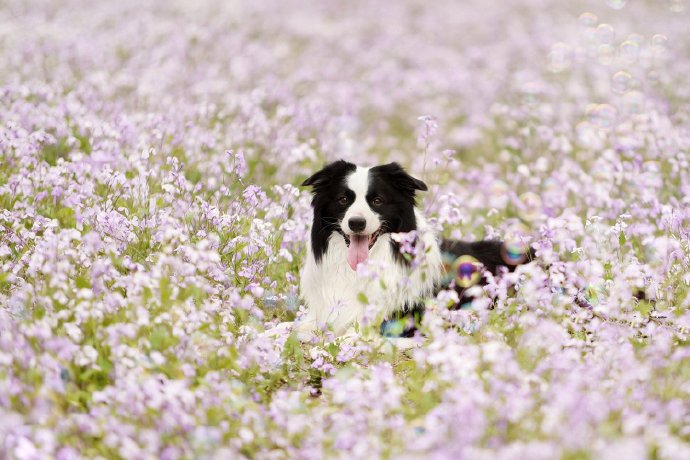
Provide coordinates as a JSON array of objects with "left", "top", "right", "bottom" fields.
[
  {"left": 343, "top": 166, "right": 381, "bottom": 235},
  {"left": 347, "top": 166, "right": 370, "bottom": 201}
]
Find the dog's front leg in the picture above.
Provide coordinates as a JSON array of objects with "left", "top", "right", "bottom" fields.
[{"left": 291, "top": 307, "right": 322, "bottom": 342}]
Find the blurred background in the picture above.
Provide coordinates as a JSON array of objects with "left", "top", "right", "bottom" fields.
[{"left": 1, "top": 1, "right": 689, "bottom": 458}]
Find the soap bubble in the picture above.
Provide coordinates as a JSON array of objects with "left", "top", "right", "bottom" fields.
[
  {"left": 651, "top": 34, "right": 668, "bottom": 47},
  {"left": 619, "top": 40, "right": 640, "bottom": 64},
  {"left": 578, "top": 12, "right": 598, "bottom": 28},
  {"left": 587, "top": 104, "right": 618, "bottom": 129},
  {"left": 501, "top": 223, "right": 531, "bottom": 265},
  {"left": 596, "top": 24, "right": 616, "bottom": 44},
  {"left": 452, "top": 255, "right": 482, "bottom": 288},
  {"left": 612, "top": 71, "right": 632, "bottom": 94}
]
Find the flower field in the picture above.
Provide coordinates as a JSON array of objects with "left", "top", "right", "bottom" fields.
[{"left": 1, "top": 0, "right": 689, "bottom": 458}]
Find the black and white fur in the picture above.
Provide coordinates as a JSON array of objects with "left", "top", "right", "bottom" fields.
[
  {"left": 297, "top": 161, "right": 442, "bottom": 338},
  {"left": 292, "top": 160, "right": 532, "bottom": 342}
]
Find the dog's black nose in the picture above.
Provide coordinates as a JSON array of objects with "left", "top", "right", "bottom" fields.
[{"left": 348, "top": 217, "right": 366, "bottom": 233}]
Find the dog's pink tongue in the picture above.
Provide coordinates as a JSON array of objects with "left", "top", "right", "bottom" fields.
[{"left": 347, "top": 235, "right": 369, "bottom": 271}]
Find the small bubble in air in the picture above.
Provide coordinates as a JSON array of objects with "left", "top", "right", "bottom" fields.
[
  {"left": 612, "top": 71, "right": 632, "bottom": 94},
  {"left": 596, "top": 24, "right": 616, "bottom": 44},
  {"left": 578, "top": 12, "right": 598, "bottom": 28},
  {"left": 587, "top": 104, "right": 618, "bottom": 129},
  {"left": 501, "top": 223, "right": 531, "bottom": 265},
  {"left": 619, "top": 40, "right": 640, "bottom": 64},
  {"left": 452, "top": 255, "right": 482, "bottom": 289},
  {"left": 651, "top": 34, "right": 668, "bottom": 47}
]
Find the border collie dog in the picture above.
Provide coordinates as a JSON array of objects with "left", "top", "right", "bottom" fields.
[{"left": 295, "top": 160, "right": 531, "bottom": 341}]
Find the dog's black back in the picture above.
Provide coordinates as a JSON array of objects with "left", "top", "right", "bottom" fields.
[{"left": 380, "top": 239, "right": 535, "bottom": 337}]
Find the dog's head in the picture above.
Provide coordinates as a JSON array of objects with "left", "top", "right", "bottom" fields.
[{"left": 302, "top": 160, "right": 427, "bottom": 270}]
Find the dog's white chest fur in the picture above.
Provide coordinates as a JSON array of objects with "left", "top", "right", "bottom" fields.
[{"left": 298, "top": 210, "right": 442, "bottom": 336}]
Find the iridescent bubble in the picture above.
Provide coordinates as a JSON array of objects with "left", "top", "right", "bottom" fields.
[
  {"left": 501, "top": 241, "right": 529, "bottom": 265},
  {"left": 596, "top": 24, "right": 616, "bottom": 44},
  {"left": 606, "top": 0, "right": 627, "bottom": 9},
  {"left": 611, "top": 71, "right": 632, "bottom": 94},
  {"left": 622, "top": 91, "right": 645, "bottom": 115},
  {"left": 619, "top": 40, "right": 640, "bottom": 64},
  {"left": 578, "top": 12, "right": 598, "bottom": 28},
  {"left": 518, "top": 192, "right": 542, "bottom": 221},
  {"left": 651, "top": 34, "right": 668, "bottom": 47},
  {"left": 501, "top": 223, "right": 531, "bottom": 265},
  {"left": 452, "top": 255, "right": 482, "bottom": 288},
  {"left": 587, "top": 104, "right": 618, "bottom": 129}
]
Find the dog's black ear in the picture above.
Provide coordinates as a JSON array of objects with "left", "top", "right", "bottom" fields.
[
  {"left": 372, "top": 162, "right": 428, "bottom": 192},
  {"left": 301, "top": 160, "right": 356, "bottom": 188}
]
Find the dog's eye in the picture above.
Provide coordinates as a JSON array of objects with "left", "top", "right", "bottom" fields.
[
  {"left": 338, "top": 196, "right": 348, "bottom": 205},
  {"left": 371, "top": 197, "right": 383, "bottom": 206}
]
